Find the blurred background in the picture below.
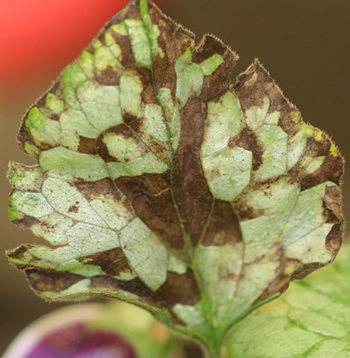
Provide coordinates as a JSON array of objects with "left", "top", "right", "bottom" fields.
[{"left": 1, "top": 0, "right": 349, "bottom": 354}]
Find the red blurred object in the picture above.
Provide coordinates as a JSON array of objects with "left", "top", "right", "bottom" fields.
[{"left": 0, "top": 0, "right": 162, "bottom": 86}]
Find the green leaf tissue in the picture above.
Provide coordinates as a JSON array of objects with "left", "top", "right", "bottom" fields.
[{"left": 7, "top": 1, "right": 344, "bottom": 357}]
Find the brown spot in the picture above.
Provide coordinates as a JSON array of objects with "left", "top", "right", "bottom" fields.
[
  {"left": 96, "top": 124, "right": 147, "bottom": 163},
  {"left": 123, "top": 113, "right": 143, "bottom": 133},
  {"left": 202, "top": 200, "right": 242, "bottom": 246},
  {"left": 137, "top": 66, "right": 158, "bottom": 104},
  {"left": 116, "top": 171, "right": 184, "bottom": 250},
  {"left": 288, "top": 136, "right": 344, "bottom": 190},
  {"left": 255, "top": 274, "right": 290, "bottom": 305},
  {"left": 326, "top": 223, "right": 343, "bottom": 257},
  {"left": 291, "top": 262, "right": 325, "bottom": 280},
  {"left": 78, "top": 248, "right": 133, "bottom": 277},
  {"left": 193, "top": 35, "right": 237, "bottom": 102},
  {"left": 68, "top": 205, "right": 79, "bottom": 213},
  {"left": 233, "top": 127, "right": 264, "bottom": 171},
  {"left": 13, "top": 215, "right": 41, "bottom": 232},
  {"left": 78, "top": 136, "right": 96, "bottom": 155},
  {"left": 154, "top": 270, "right": 201, "bottom": 306},
  {"left": 254, "top": 257, "right": 301, "bottom": 304},
  {"left": 75, "top": 178, "right": 135, "bottom": 214},
  {"left": 151, "top": 2, "right": 195, "bottom": 97},
  {"left": 173, "top": 97, "right": 213, "bottom": 246},
  {"left": 95, "top": 67, "right": 123, "bottom": 86},
  {"left": 26, "top": 269, "right": 85, "bottom": 294},
  {"left": 234, "top": 62, "right": 289, "bottom": 114}
]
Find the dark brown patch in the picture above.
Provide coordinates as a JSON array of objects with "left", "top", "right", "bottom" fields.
[
  {"left": 288, "top": 136, "right": 344, "bottom": 190},
  {"left": 8, "top": 244, "right": 37, "bottom": 266},
  {"left": 96, "top": 124, "right": 147, "bottom": 163},
  {"left": 234, "top": 62, "right": 288, "bottom": 113},
  {"left": 202, "top": 200, "right": 242, "bottom": 246},
  {"left": 255, "top": 274, "right": 290, "bottom": 305},
  {"left": 138, "top": 66, "right": 158, "bottom": 105},
  {"left": 78, "top": 136, "right": 96, "bottom": 155},
  {"left": 74, "top": 178, "right": 134, "bottom": 214},
  {"left": 154, "top": 270, "right": 201, "bottom": 306},
  {"left": 173, "top": 97, "right": 213, "bottom": 246},
  {"left": 254, "top": 257, "right": 301, "bottom": 304},
  {"left": 116, "top": 171, "right": 184, "bottom": 250},
  {"left": 17, "top": 122, "right": 51, "bottom": 154},
  {"left": 324, "top": 185, "right": 343, "bottom": 222},
  {"left": 291, "top": 262, "right": 325, "bottom": 280},
  {"left": 150, "top": 2, "right": 195, "bottom": 98},
  {"left": 12, "top": 215, "right": 41, "bottom": 232},
  {"left": 78, "top": 248, "right": 133, "bottom": 277},
  {"left": 68, "top": 205, "right": 79, "bottom": 213},
  {"left": 326, "top": 223, "right": 343, "bottom": 257},
  {"left": 232, "top": 127, "right": 264, "bottom": 171},
  {"left": 95, "top": 67, "right": 123, "bottom": 86},
  {"left": 92, "top": 268, "right": 200, "bottom": 308},
  {"left": 193, "top": 35, "right": 237, "bottom": 102},
  {"left": 26, "top": 269, "right": 85, "bottom": 293}
]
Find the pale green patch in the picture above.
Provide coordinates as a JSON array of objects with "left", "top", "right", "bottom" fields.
[
  {"left": 202, "top": 146, "right": 252, "bottom": 202},
  {"left": 195, "top": 244, "right": 243, "bottom": 301},
  {"left": 60, "top": 109, "right": 100, "bottom": 150},
  {"left": 78, "top": 51, "right": 95, "bottom": 80},
  {"left": 94, "top": 46, "right": 121, "bottom": 71},
  {"left": 282, "top": 181, "right": 335, "bottom": 245},
  {"left": 63, "top": 87, "right": 81, "bottom": 110},
  {"left": 26, "top": 107, "right": 61, "bottom": 146},
  {"left": 287, "top": 128, "right": 309, "bottom": 170},
  {"left": 41, "top": 178, "right": 107, "bottom": 227},
  {"left": 24, "top": 142, "right": 39, "bottom": 156},
  {"left": 303, "top": 156, "right": 325, "bottom": 175},
  {"left": 111, "top": 23, "right": 128, "bottom": 36},
  {"left": 9, "top": 191, "right": 54, "bottom": 219},
  {"left": 157, "top": 87, "right": 181, "bottom": 152},
  {"left": 28, "top": 246, "right": 81, "bottom": 264},
  {"left": 62, "top": 62, "right": 88, "bottom": 89},
  {"left": 39, "top": 147, "right": 109, "bottom": 181},
  {"left": 90, "top": 198, "right": 134, "bottom": 232},
  {"left": 286, "top": 223, "right": 333, "bottom": 264},
  {"left": 31, "top": 213, "right": 75, "bottom": 245},
  {"left": 77, "top": 81, "right": 123, "bottom": 132},
  {"left": 144, "top": 104, "right": 169, "bottom": 143},
  {"left": 45, "top": 93, "right": 65, "bottom": 115},
  {"left": 167, "top": 253, "right": 188, "bottom": 274},
  {"left": 104, "top": 29, "right": 123, "bottom": 60},
  {"left": 120, "top": 70, "right": 143, "bottom": 116},
  {"left": 8, "top": 207, "right": 24, "bottom": 221},
  {"left": 103, "top": 133, "right": 147, "bottom": 162},
  {"left": 173, "top": 303, "right": 207, "bottom": 337},
  {"left": 60, "top": 279, "right": 92, "bottom": 296},
  {"left": 67, "top": 223, "right": 120, "bottom": 255},
  {"left": 140, "top": 0, "right": 160, "bottom": 63},
  {"left": 227, "top": 246, "right": 350, "bottom": 358},
  {"left": 175, "top": 48, "right": 204, "bottom": 108},
  {"left": 253, "top": 125, "right": 288, "bottom": 181},
  {"left": 8, "top": 164, "right": 45, "bottom": 192},
  {"left": 125, "top": 19, "right": 153, "bottom": 69},
  {"left": 199, "top": 54, "right": 224, "bottom": 76},
  {"left": 107, "top": 152, "right": 168, "bottom": 180},
  {"left": 238, "top": 177, "right": 300, "bottom": 244},
  {"left": 119, "top": 218, "right": 168, "bottom": 291},
  {"left": 201, "top": 91, "right": 244, "bottom": 158},
  {"left": 245, "top": 96, "right": 281, "bottom": 129}
]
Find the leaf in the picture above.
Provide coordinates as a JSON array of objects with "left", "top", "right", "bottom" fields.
[
  {"left": 7, "top": 0, "right": 344, "bottom": 356},
  {"left": 226, "top": 244, "right": 350, "bottom": 358}
]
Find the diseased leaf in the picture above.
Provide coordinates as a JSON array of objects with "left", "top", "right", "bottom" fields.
[
  {"left": 7, "top": 0, "right": 344, "bottom": 356},
  {"left": 226, "top": 244, "right": 350, "bottom": 358}
]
